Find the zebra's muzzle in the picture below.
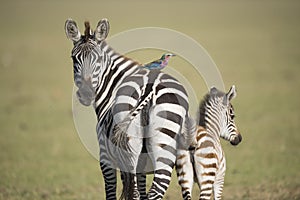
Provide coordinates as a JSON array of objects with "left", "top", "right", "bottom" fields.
[
  {"left": 230, "top": 133, "right": 242, "bottom": 146},
  {"left": 76, "top": 78, "right": 95, "bottom": 106}
]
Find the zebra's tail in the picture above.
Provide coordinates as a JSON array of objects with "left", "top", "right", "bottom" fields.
[
  {"left": 111, "top": 118, "right": 133, "bottom": 174},
  {"left": 111, "top": 117, "right": 131, "bottom": 151},
  {"left": 111, "top": 120, "right": 136, "bottom": 200},
  {"left": 124, "top": 85, "right": 154, "bottom": 126},
  {"left": 182, "top": 115, "right": 197, "bottom": 148},
  {"left": 111, "top": 87, "right": 153, "bottom": 151}
]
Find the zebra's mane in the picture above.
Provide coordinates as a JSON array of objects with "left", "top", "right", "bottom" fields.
[
  {"left": 83, "top": 21, "right": 93, "bottom": 42},
  {"left": 197, "top": 93, "right": 210, "bottom": 128},
  {"left": 197, "top": 90, "right": 225, "bottom": 127}
]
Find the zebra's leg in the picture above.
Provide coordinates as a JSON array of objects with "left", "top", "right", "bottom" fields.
[
  {"left": 137, "top": 173, "right": 147, "bottom": 199},
  {"left": 98, "top": 130, "right": 117, "bottom": 200},
  {"left": 120, "top": 171, "right": 140, "bottom": 200},
  {"left": 146, "top": 104, "right": 186, "bottom": 199},
  {"left": 122, "top": 123, "right": 144, "bottom": 200},
  {"left": 193, "top": 149, "right": 216, "bottom": 200},
  {"left": 137, "top": 103, "right": 149, "bottom": 200},
  {"left": 213, "top": 173, "right": 225, "bottom": 200},
  {"left": 99, "top": 160, "right": 117, "bottom": 200},
  {"left": 146, "top": 127, "right": 177, "bottom": 199},
  {"left": 176, "top": 149, "right": 194, "bottom": 200},
  {"left": 119, "top": 125, "right": 144, "bottom": 199},
  {"left": 136, "top": 140, "right": 149, "bottom": 200},
  {"left": 118, "top": 146, "right": 141, "bottom": 200},
  {"left": 147, "top": 169, "right": 173, "bottom": 200},
  {"left": 213, "top": 157, "right": 226, "bottom": 200},
  {"left": 111, "top": 100, "right": 144, "bottom": 199}
]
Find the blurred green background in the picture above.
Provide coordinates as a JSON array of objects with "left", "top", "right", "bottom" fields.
[{"left": 0, "top": 0, "right": 299, "bottom": 199}]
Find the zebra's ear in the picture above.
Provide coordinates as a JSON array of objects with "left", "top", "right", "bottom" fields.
[
  {"left": 95, "top": 18, "right": 110, "bottom": 42},
  {"left": 227, "top": 85, "right": 237, "bottom": 101},
  {"left": 65, "top": 19, "right": 81, "bottom": 43},
  {"left": 224, "top": 85, "right": 237, "bottom": 105}
]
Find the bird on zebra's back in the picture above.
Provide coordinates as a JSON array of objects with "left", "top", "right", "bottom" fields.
[
  {"left": 176, "top": 85, "right": 243, "bottom": 200},
  {"left": 142, "top": 53, "right": 176, "bottom": 70}
]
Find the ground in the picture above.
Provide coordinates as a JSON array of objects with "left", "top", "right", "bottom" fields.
[{"left": 0, "top": 0, "right": 299, "bottom": 199}]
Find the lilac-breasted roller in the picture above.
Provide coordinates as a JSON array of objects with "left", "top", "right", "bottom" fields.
[{"left": 143, "top": 53, "right": 176, "bottom": 70}]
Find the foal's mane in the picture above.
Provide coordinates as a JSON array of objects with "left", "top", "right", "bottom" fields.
[
  {"left": 197, "top": 93, "right": 210, "bottom": 128},
  {"left": 197, "top": 90, "right": 225, "bottom": 127}
]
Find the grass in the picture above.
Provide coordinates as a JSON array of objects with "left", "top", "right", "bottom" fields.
[{"left": 0, "top": 0, "right": 300, "bottom": 199}]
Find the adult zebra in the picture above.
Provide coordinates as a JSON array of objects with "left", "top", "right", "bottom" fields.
[
  {"left": 176, "top": 86, "right": 242, "bottom": 200},
  {"left": 65, "top": 19, "right": 195, "bottom": 200}
]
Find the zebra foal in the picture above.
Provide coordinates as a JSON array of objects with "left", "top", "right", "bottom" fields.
[{"left": 176, "top": 86, "right": 242, "bottom": 200}]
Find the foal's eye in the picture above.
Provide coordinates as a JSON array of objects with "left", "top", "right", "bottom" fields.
[{"left": 229, "top": 107, "right": 235, "bottom": 119}]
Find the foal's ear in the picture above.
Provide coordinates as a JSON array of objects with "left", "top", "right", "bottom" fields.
[
  {"left": 95, "top": 18, "right": 110, "bottom": 42},
  {"left": 227, "top": 85, "right": 237, "bottom": 101},
  {"left": 223, "top": 85, "right": 237, "bottom": 105},
  {"left": 65, "top": 19, "right": 81, "bottom": 43}
]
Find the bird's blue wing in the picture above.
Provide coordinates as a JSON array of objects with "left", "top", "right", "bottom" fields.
[{"left": 144, "top": 60, "right": 162, "bottom": 69}]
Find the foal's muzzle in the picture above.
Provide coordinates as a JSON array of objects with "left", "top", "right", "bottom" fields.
[{"left": 230, "top": 132, "right": 242, "bottom": 146}]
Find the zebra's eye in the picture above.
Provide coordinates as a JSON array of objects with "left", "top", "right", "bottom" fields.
[
  {"left": 231, "top": 114, "right": 235, "bottom": 119},
  {"left": 95, "top": 65, "right": 101, "bottom": 72},
  {"left": 228, "top": 107, "right": 235, "bottom": 119}
]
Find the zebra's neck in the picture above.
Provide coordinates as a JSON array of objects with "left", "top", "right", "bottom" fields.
[
  {"left": 199, "top": 98, "right": 222, "bottom": 140},
  {"left": 94, "top": 41, "right": 140, "bottom": 120},
  {"left": 203, "top": 114, "right": 222, "bottom": 141}
]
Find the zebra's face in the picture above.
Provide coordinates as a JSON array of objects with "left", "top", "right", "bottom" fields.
[
  {"left": 71, "top": 41, "right": 103, "bottom": 106},
  {"left": 224, "top": 103, "right": 242, "bottom": 146},
  {"left": 211, "top": 85, "right": 242, "bottom": 146},
  {"left": 65, "top": 19, "right": 110, "bottom": 106}
]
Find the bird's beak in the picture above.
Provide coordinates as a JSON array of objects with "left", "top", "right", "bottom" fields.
[{"left": 171, "top": 54, "right": 176, "bottom": 57}]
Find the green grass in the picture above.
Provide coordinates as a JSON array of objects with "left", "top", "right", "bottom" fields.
[{"left": 1, "top": 0, "right": 300, "bottom": 199}]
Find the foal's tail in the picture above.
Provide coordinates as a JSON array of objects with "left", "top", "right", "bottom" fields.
[{"left": 182, "top": 114, "right": 197, "bottom": 148}]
